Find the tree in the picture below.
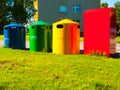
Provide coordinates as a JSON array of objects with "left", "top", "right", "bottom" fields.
[
  {"left": 24, "top": 0, "right": 36, "bottom": 23},
  {"left": 11, "top": 0, "right": 36, "bottom": 24},
  {"left": 0, "top": 0, "right": 10, "bottom": 34},
  {"left": 114, "top": 1, "right": 120, "bottom": 34},
  {"left": 100, "top": 2, "right": 108, "bottom": 8},
  {"left": 0, "top": 0, "right": 36, "bottom": 34},
  {"left": 12, "top": 0, "right": 28, "bottom": 24}
]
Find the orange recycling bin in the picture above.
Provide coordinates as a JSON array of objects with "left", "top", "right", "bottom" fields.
[{"left": 52, "top": 19, "right": 80, "bottom": 54}]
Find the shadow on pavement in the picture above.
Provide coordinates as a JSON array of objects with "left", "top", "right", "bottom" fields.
[
  {"left": 25, "top": 48, "right": 29, "bottom": 50},
  {"left": 80, "top": 50, "right": 84, "bottom": 54},
  {"left": 114, "top": 53, "right": 120, "bottom": 58}
]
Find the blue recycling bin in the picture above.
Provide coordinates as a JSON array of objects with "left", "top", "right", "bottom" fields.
[{"left": 4, "top": 23, "right": 26, "bottom": 49}]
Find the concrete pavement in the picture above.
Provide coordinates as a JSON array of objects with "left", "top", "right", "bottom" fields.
[{"left": 0, "top": 40, "right": 29, "bottom": 48}]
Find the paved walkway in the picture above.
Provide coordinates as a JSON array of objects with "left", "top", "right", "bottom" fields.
[
  {"left": 0, "top": 40, "right": 29, "bottom": 48},
  {"left": 0, "top": 40, "right": 3, "bottom": 47},
  {"left": 0, "top": 40, "right": 120, "bottom": 53}
]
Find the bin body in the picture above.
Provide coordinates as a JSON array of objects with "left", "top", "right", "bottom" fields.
[
  {"left": 52, "top": 19, "right": 80, "bottom": 54},
  {"left": 4, "top": 23, "right": 25, "bottom": 49},
  {"left": 29, "top": 21, "right": 52, "bottom": 52},
  {"left": 84, "top": 8, "right": 116, "bottom": 56}
]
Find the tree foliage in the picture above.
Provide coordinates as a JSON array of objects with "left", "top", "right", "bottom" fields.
[
  {"left": 114, "top": 2, "right": 120, "bottom": 30},
  {"left": 0, "top": 0, "right": 35, "bottom": 34},
  {"left": 100, "top": 2, "right": 120, "bottom": 34},
  {"left": 12, "top": 0, "right": 28, "bottom": 24},
  {"left": 100, "top": 2, "right": 108, "bottom": 8},
  {"left": 0, "top": 0, "right": 9, "bottom": 34}
]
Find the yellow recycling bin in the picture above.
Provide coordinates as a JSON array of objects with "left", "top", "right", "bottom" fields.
[{"left": 52, "top": 19, "right": 80, "bottom": 54}]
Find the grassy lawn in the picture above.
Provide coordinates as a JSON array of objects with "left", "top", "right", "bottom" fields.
[
  {"left": 0, "top": 48, "right": 120, "bottom": 90},
  {"left": 0, "top": 35, "right": 4, "bottom": 40},
  {"left": 116, "top": 36, "right": 120, "bottom": 43},
  {"left": 80, "top": 37, "right": 84, "bottom": 41}
]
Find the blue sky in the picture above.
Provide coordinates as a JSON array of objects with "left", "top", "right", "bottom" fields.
[{"left": 100, "top": 0, "right": 119, "bottom": 7}]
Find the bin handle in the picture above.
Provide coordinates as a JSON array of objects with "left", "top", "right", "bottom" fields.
[
  {"left": 4, "top": 27, "right": 8, "bottom": 30},
  {"left": 32, "top": 26, "right": 35, "bottom": 29},
  {"left": 77, "top": 25, "right": 80, "bottom": 29},
  {"left": 57, "top": 24, "right": 63, "bottom": 28}
]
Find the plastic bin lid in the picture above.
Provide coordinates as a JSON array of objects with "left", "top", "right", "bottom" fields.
[
  {"left": 30, "top": 21, "right": 51, "bottom": 26},
  {"left": 84, "top": 7, "right": 114, "bottom": 15},
  {"left": 53, "top": 19, "right": 79, "bottom": 25},
  {"left": 4, "top": 22, "right": 24, "bottom": 27}
]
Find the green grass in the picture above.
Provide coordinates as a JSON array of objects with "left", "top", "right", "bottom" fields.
[
  {"left": 26, "top": 35, "right": 29, "bottom": 40},
  {"left": 0, "top": 48, "right": 120, "bottom": 90},
  {"left": 116, "top": 36, "right": 120, "bottom": 43},
  {"left": 80, "top": 37, "right": 84, "bottom": 41},
  {"left": 0, "top": 35, "right": 4, "bottom": 40}
]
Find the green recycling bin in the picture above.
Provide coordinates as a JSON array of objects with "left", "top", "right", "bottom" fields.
[{"left": 29, "top": 21, "right": 52, "bottom": 52}]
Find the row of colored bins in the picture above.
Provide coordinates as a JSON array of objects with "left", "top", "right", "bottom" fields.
[
  {"left": 3, "top": 19, "right": 80, "bottom": 54},
  {"left": 4, "top": 23, "right": 25, "bottom": 49},
  {"left": 29, "top": 19, "right": 80, "bottom": 54},
  {"left": 3, "top": 8, "right": 116, "bottom": 57}
]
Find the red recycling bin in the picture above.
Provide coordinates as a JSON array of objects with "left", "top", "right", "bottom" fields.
[{"left": 84, "top": 8, "right": 116, "bottom": 56}]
